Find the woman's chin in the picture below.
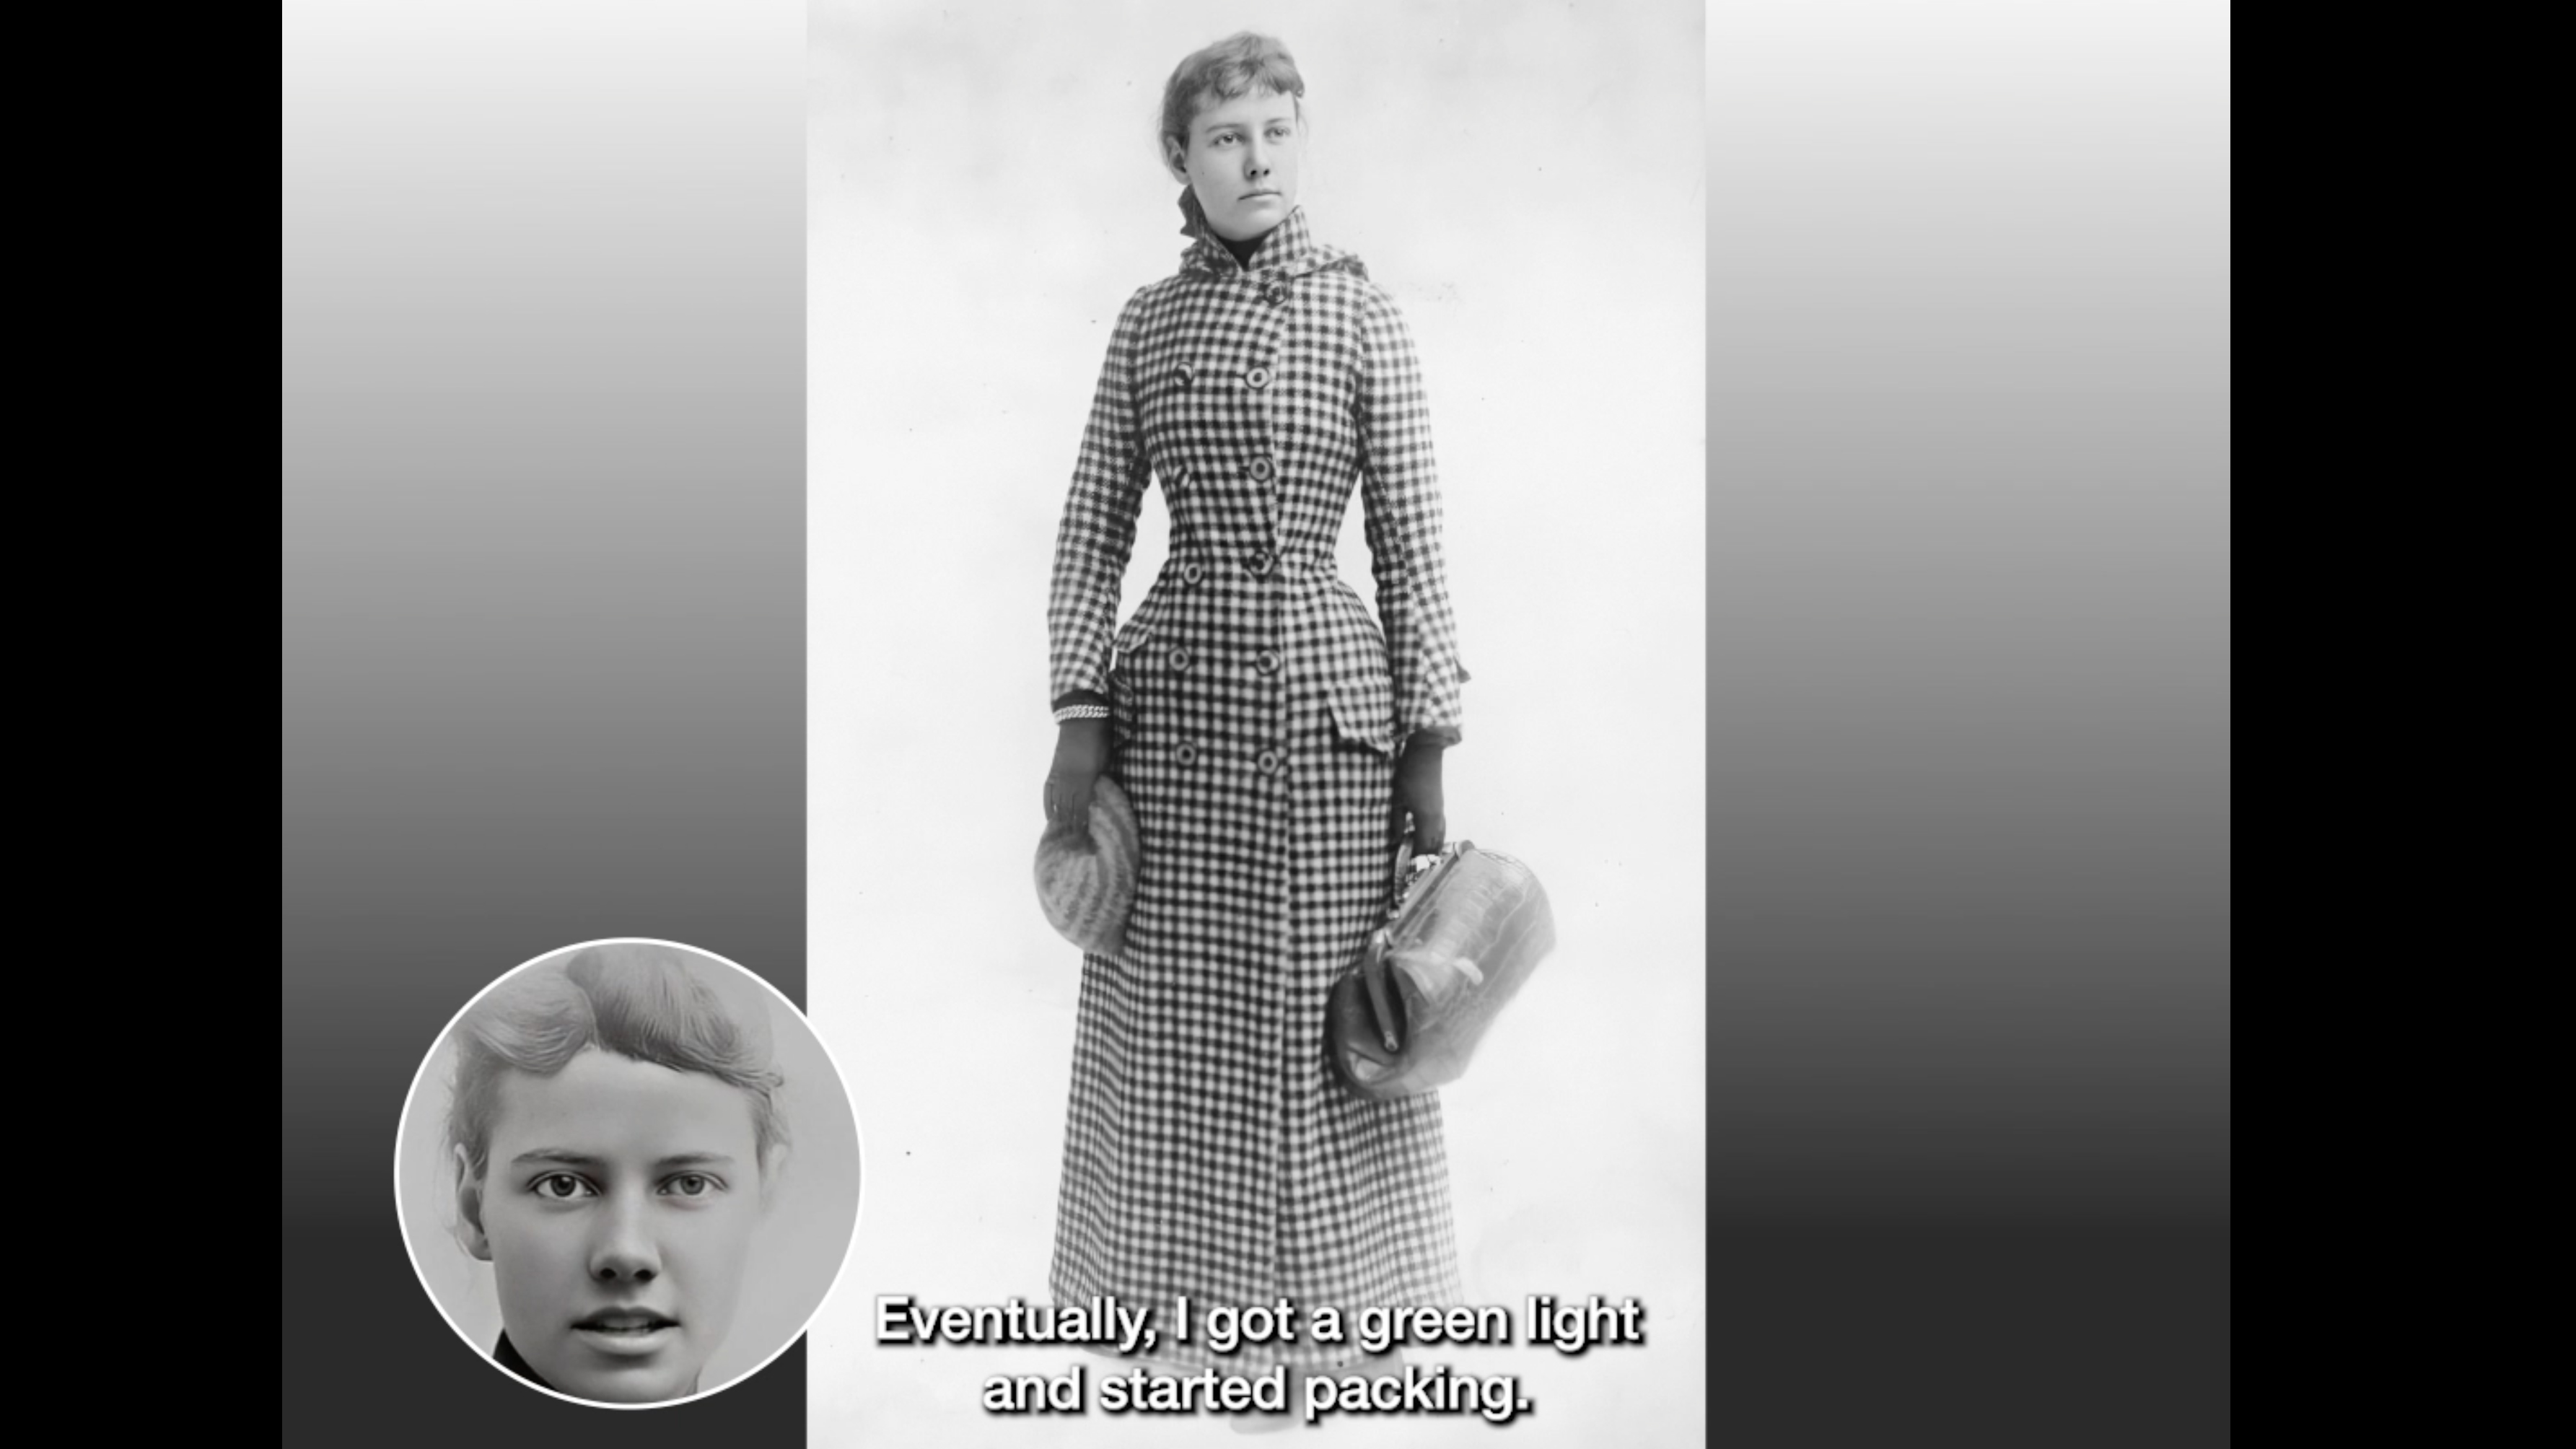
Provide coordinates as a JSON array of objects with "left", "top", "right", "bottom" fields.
[
  {"left": 552, "top": 1361, "right": 701, "bottom": 1405},
  {"left": 1204, "top": 200, "right": 1284, "bottom": 241}
]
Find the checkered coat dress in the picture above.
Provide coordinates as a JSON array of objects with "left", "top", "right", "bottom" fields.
[{"left": 1045, "top": 199, "right": 1468, "bottom": 1370}]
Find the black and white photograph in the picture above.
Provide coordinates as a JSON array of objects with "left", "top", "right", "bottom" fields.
[
  {"left": 395, "top": 939, "right": 863, "bottom": 1408},
  {"left": 810, "top": 2, "right": 1704, "bottom": 1440}
]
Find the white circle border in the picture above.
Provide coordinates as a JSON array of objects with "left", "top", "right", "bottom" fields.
[{"left": 390, "top": 936, "right": 867, "bottom": 1411}]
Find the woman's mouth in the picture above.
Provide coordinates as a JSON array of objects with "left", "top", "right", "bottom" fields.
[{"left": 572, "top": 1309, "right": 680, "bottom": 1354}]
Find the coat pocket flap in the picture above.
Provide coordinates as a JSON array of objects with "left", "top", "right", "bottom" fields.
[
  {"left": 1326, "top": 669, "right": 1400, "bottom": 756},
  {"left": 1113, "top": 614, "right": 1154, "bottom": 657},
  {"left": 1112, "top": 587, "right": 1170, "bottom": 663}
]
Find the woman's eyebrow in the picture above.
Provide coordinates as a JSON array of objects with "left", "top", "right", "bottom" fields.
[
  {"left": 507, "top": 1149, "right": 739, "bottom": 1168},
  {"left": 1199, "top": 115, "right": 1295, "bottom": 136},
  {"left": 510, "top": 1148, "right": 605, "bottom": 1168}
]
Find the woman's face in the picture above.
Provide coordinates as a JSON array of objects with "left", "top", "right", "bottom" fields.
[
  {"left": 1167, "top": 87, "right": 1304, "bottom": 243},
  {"left": 463, "top": 1049, "right": 766, "bottom": 1403}
]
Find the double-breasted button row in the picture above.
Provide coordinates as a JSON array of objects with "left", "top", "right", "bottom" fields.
[
  {"left": 1163, "top": 742, "right": 1285, "bottom": 773},
  {"left": 1171, "top": 556, "right": 1285, "bottom": 583},
  {"left": 1157, "top": 642, "right": 1282, "bottom": 675},
  {"left": 1174, "top": 361, "right": 1274, "bottom": 388},
  {"left": 1174, "top": 452, "right": 1283, "bottom": 491}
]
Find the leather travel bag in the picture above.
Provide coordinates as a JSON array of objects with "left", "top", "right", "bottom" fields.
[{"left": 1326, "top": 840, "right": 1558, "bottom": 1100}]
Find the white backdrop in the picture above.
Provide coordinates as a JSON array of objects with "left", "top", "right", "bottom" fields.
[{"left": 810, "top": 1, "right": 1702, "bottom": 1442}]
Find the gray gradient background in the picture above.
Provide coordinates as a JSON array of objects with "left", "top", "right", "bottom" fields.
[
  {"left": 1708, "top": 2, "right": 2229, "bottom": 1443},
  {"left": 284, "top": 0, "right": 807, "bottom": 1440},
  {"left": 284, "top": 1, "right": 2228, "bottom": 1445}
]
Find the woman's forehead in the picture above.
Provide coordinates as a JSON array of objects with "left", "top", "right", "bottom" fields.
[
  {"left": 1191, "top": 87, "right": 1300, "bottom": 133},
  {"left": 485, "top": 1048, "right": 761, "bottom": 1159}
]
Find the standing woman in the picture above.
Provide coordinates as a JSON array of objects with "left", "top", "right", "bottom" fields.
[{"left": 1041, "top": 32, "right": 1471, "bottom": 1390}]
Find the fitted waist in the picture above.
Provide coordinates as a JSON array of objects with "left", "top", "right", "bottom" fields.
[{"left": 1157, "top": 546, "right": 1339, "bottom": 587}]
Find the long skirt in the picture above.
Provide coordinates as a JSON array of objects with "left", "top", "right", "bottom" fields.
[{"left": 1046, "top": 606, "right": 1464, "bottom": 1372}]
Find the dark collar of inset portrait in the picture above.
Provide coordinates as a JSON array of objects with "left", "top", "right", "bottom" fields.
[{"left": 493, "top": 1331, "right": 558, "bottom": 1393}]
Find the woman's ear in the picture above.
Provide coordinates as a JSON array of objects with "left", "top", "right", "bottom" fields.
[
  {"left": 1163, "top": 137, "right": 1190, "bottom": 185},
  {"left": 452, "top": 1144, "right": 493, "bottom": 1261}
]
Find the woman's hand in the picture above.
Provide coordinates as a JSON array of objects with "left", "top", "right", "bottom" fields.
[
  {"left": 1044, "top": 717, "right": 1112, "bottom": 831},
  {"left": 1393, "top": 735, "right": 1447, "bottom": 855}
]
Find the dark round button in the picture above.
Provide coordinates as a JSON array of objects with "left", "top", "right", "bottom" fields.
[
  {"left": 1168, "top": 647, "right": 1191, "bottom": 671},
  {"left": 1181, "top": 562, "right": 1205, "bottom": 585},
  {"left": 1262, "top": 286, "right": 1287, "bottom": 305},
  {"left": 1173, "top": 362, "right": 1195, "bottom": 383},
  {"left": 1175, "top": 743, "right": 1198, "bottom": 766},
  {"left": 1256, "top": 649, "right": 1281, "bottom": 675},
  {"left": 1245, "top": 367, "right": 1272, "bottom": 389},
  {"left": 1248, "top": 458, "right": 1274, "bottom": 482},
  {"left": 1257, "top": 748, "right": 1283, "bottom": 774},
  {"left": 1245, "top": 549, "right": 1273, "bottom": 577}
]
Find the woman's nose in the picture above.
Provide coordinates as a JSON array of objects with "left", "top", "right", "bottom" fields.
[
  {"left": 588, "top": 1198, "right": 662, "bottom": 1282},
  {"left": 1245, "top": 138, "right": 1269, "bottom": 178}
]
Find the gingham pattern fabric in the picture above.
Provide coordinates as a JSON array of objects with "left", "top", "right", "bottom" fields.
[{"left": 1044, "top": 199, "right": 1468, "bottom": 1370}]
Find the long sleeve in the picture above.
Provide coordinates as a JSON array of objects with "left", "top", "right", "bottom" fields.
[
  {"left": 1046, "top": 293, "right": 1151, "bottom": 710},
  {"left": 1357, "top": 287, "right": 1467, "bottom": 746}
]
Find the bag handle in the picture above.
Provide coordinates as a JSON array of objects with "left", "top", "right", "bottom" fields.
[{"left": 1357, "top": 839, "right": 1422, "bottom": 1054}]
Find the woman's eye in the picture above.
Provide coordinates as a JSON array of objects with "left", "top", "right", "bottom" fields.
[
  {"left": 662, "top": 1173, "right": 720, "bottom": 1198},
  {"left": 532, "top": 1173, "right": 595, "bottom": 1200}
]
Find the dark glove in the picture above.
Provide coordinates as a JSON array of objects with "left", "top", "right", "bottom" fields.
[
  {"left": 1043, "top": 717, "right": 1111, "bottom": 831},
  {"left": 1393, "top": 734, "right": 1447, "bottom": 855}
]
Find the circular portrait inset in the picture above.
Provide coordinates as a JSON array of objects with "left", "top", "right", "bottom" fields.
[{"left": 395, "top": 939, "right": 862, "bottom": 1406}]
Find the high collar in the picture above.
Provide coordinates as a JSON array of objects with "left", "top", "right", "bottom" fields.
[{"left": 1176, "top": 188, "right": 1359, "bottom": 281}]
